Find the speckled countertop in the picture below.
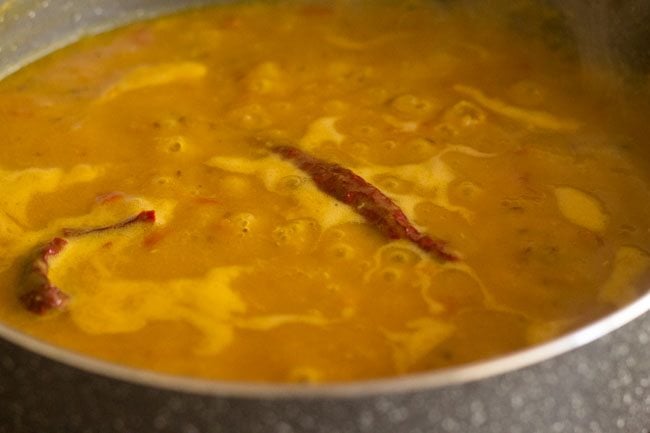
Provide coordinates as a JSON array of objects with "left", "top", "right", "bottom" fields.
[{"left": 1, "top": 311, "right": 649, "bottom": 432}]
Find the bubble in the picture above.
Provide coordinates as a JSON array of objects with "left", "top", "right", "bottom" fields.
[
  {"left": 154, "top": 115, "right": 187, "bottom": 130},
  {"left": 501, "top": 198, "right": 527, "bottom": 212},
  {"left": 453, "top": 181, "right": 482, "bottom": 202},
  {"left": 408, "top": 137, "right": 435, "bottom": 152},
  {"left": 381, "top": 247, "right": 422, "bottom": 266},
  {"left": 156, "top": 135, "right": 188, "bottom": 153},
  {"left": 152, "top": 176, "right": 173, "bottom": 186},
  {"left": 277, "top": 175, "right": 305, "bottom": 192},
  {"left": 402, "top": 137, "right": 439, "bottom": 161},
  {"left": 375, "top": 175, "right": 412, "bottom": 194},
  {"left": 235, "top": 214, "right": 255, "bottom": 227},
  {"left": 380, "top": 267, "right": 402, "bottom": 283},
  {"left": 273, "top": 218, "right": 320, "bottom": 251},
  {"left": 328, "top": 62, "right": 373, "bottom": 83},
  {"left": 432, "top": 122, "right": 459, "bottom": 141},
  {"left": 356, "top": 125, "right": 378, "bottom": 137},
  {"left": 379, "top": 176, "right": 400, "bottom": 190},
  {"left": 389, "top": 252, "right": 408, "bottom": 263},
  {"left": 328, "top": 243, "right": 355, "bottom": 259},
  {"left": 391, "top": 94, "right": 435, "bottom": 117},
  {"left": 222, "top": 213, "right": 257, "bottom": 237},
  {"left": 443, "top": 100, "right": 486, "bottom": 128}
]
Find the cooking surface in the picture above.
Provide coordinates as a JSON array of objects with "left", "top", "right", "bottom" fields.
[{"left": 1, "top": 313, "right": 649, "bottom": 432}]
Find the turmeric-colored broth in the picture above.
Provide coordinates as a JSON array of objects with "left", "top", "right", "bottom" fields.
[{"left": 1, "top": 1, "right": 649, "bottom": 383}]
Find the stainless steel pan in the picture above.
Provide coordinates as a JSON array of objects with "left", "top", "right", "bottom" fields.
[{"left": 1, "top": 1, "right": 649, "bottom": 432}]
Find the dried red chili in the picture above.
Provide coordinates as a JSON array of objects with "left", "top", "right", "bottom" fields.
[
  {"left": 20, "top": 238, "right": 69, "bottom": 315},
  {"left": 271, "top": 145, "right": 458, "bottom": 261},
  {"left": 20, "top": 210, "right": 156, "bottom": 315},
  {"left": 63, "top": 210, "right": 155, "bottom": 237}
]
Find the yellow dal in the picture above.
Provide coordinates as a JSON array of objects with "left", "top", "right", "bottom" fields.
[{"left": 0, "top": 1, "right": 649, "bottom": 383}]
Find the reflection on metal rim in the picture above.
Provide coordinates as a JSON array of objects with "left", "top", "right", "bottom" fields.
[{"left": 0, "top": 290, "right": 649, "bottom": 399}]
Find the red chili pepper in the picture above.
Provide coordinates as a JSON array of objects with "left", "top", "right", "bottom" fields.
[
  {"left": 20, "top": 210, "right": 156, "bottom": 315},
  {"left": 271, "top": 145, "right": 458, "bottom": 261},
  {"left": 63, "top": 210, "right": 155, "bottom": 237},
  {"left": 20, "top": 238, "right": 69, "bottom": 315}
]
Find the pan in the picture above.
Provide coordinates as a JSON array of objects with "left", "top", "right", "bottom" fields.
[{"left": 1, "top": 1, "right": 649, "bottom": 432}]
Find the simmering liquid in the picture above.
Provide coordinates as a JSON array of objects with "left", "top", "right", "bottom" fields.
[{"left": 0, "top": 1, "right": 649, "bottom": 383}]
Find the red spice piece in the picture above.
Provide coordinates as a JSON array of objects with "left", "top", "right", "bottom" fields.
[
  {"left": 271, "top": 145, "right": 458, "bottom": 261},
  {"left": 63, "top": 210, "right": 155, "bottom": 237},
  {"left": 20, "top": 238, "right": 69, "bottom": 315},
  {"left": 20, "top": 210, "right": 156, "bottom": 315}
]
